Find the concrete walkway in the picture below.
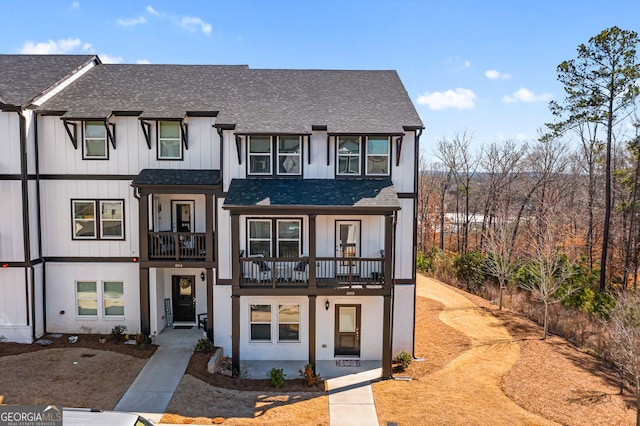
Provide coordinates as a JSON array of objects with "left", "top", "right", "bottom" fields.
[
  {"left": 326, "top": 368, "right": 382, "bottom": 426},
  {"left": 114, "top": 326, "right": 202, "bottom": 424}
]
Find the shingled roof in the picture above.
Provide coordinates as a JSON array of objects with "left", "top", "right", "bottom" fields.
[
  {"left": 131, "top": 169, "right": 221, "bottom": 188},
  {"left": 0, "top": 54, "right": 97, "bottom": 108},
  {"left": 37, "top": 62, "right": 423, "bottom": 134},
  {"left": 223, "top": 178, "right": 401, "bottom": 212}
]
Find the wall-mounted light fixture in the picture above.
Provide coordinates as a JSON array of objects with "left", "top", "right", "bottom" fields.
[
  {"left": 200, "top": 271, "right": 205, "bottom": 281},
  {"left": 325, "top": 299, "right": 330, "bottom": 310}
]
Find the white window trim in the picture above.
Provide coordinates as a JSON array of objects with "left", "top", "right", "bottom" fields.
[
  {"left": 249, "top": 304, "right": 301, "bottom": 343},
  {"left": 277, "top": 136, "right": 302, "bottom": 176},
  {"left": 103, "top": 281, "right": 125, "bottom": 318},
  {"left": 276, "top": 219, "right": 301, "bottom": 257},
  {"left": 248, "top": 219, "right": 273, "bottom": 257},
  {"left": 248, "top": 136, "right": 273, "bottom": 175},
  {"left": 250, "top": 304, "right": 272, "bottom": 342},
  {"left": 365, "top": 136, "right": 391, "bottom": 176},
  {"left": 158, "top": 121, "right": 182, "bottom": 160},
  {"left": 72, "top": 200, "right": 97, "bottom": 239},
  {"left": 83, "top": 121, "right": 108, "bottom": 159},
  {"left": 337, "top": 136, "right": 361, "bottom": 175},
  {"left": 76, "top": 281, "right": 98, "bottom": 318},
  {"left": 278, "top": 304, "right": 300, "bottom": 342},
  {"left": 76, "top": 280, "right": 125, "bottom": 319},
  {"left": 99, "top": 200, "right": 124, "bottom": 239}
]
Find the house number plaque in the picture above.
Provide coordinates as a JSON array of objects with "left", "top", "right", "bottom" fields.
[
  {"left": 346, "top": 291, "right": 355, "bottom": 296},
  {"left": 174, "top": 263, "right": 183, "bottom": 268}
]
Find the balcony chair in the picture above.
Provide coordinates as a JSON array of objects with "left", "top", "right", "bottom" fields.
[
  {"left": 245, "top": 254, "right": 272, "bottom": 281},
  {"left": 292, "top": 258, "right": 309, "bottom": 282}
]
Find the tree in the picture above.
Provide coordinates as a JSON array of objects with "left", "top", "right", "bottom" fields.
[
  {"left": 548, "top": 26, "right": 640, "bottom": 291},
  {"left": 483, "top": 202, "right": 517, "bottom": 310},
  {"left": 607, "top": 290, "right": 640, "bottom": 426}
]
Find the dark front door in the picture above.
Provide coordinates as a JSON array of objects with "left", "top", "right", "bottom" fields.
[
  {"left": 172, "top": 276, "right": 195, "bottom": 322},
  {"left": 174, "top": 202, "right": 192, "bottom": 232},
  {"left": 335, "top": 304, "right": 361, "bottom": 356}
]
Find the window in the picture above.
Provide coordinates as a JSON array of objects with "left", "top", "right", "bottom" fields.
[
  {"left": 76, "top": 281, "right": 98, "bottom": 316},
  {"left": 278, "top": 304, "right": 300, "bottom": 341},
  {"left": 337, "top": 136, "right": 361, "bottom": 175},
  {"left": 103, "top": 281, "right": 124, "bottom": 316},
  {"left": 366, "top": 137, "right": 390, "bottom": 175},
  {"left": 277, "top": 136, "right": 301, "bottom": 175},
  {"left": 72, "top": 199, "right": 125, "bottom": 240},
  {"left": 277, "top": 220, "right": 301, "bottom": 257},
  {"left": 250, "top": 304, "right": 271, "bottom": 341},
  {"left": 84, "top": 121, "right": 107, "bottom": 159},
  {"left": 248, "top": 135, "right": 302, "bottom": 176},
  {"left": 100, "top": 201, "right": 124, "bottom": 239},
  {"left": 158, "top": 121, "right": 182, "bottom": 160},
  {"left": 247, "top": 218, "right": 302, "bottom": 258},
  {"left": 249, "top": 136, "right": 272, "bottom": 174}
]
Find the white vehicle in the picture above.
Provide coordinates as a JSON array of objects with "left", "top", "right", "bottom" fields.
[{"left": 63, "top": 408, "right": 154, "bottom": 426}]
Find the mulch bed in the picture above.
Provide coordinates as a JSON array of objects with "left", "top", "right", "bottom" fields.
[
  {"left": 185, "top": 351, "right": 325, "bottom": 392},
  {"left": 0, "top": 333, "right": 156, "bottom": 359}
]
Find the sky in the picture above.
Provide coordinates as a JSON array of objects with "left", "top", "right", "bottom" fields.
[{"left": 2, "top": 0, "right": 639, "bottom": 164}]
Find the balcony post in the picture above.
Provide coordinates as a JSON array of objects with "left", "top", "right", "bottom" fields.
[
  {"left": 308, "top": 214, "right": 317, "bottom": 289},
  {"left": 139, "top": 192, "right": 149, "bottom": 262}
]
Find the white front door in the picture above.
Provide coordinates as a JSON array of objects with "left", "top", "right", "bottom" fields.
[{"left": 336, "top": 220, "right": 360, "bottom": 276}]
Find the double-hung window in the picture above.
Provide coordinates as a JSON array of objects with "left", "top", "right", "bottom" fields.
[
  {"left": 248, "top": 136, "right": 272, "bottom": 175},
  {"left": 248, "top": 135, "right": 302, "bottom": 176},
  {"left": 337, "top": 136, "right": 361, "bottom": 175},
  {"left": 249, "top": 304, "right": 300, "bottom": 342},
  {"left": 158, "top": 121, "right": 182, "bottom": 160},
  {"left": 72, "top": 199, "right": 124, "bottom": 240},
  {"left": 83, "top": 121, "right": 108, "bottom": 159},
  {"left": 76, "top": 281, "right": 124, "bottom": 318},
  {"left": 366, "top": 137, "right": 390, "bottom": 175},
  {"left": 278, "top": 304, "right": 300, "bottom": 341},
  {"left": 337, "top": 136, "right": 391, "bottom": 176},
  {"left": 250, "top": 304, "right": 272, "bottom": 341},
  {"left": 247, "top": 218, "right": 302, "bottom": 258}
]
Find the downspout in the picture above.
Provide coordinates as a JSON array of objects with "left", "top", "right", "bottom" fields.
[
  {"left": 412, "top": 128, "right": 423, "bottom": 358},
  {"left": 216, "top": 127, "right": 224, "bottom": 186},
  {"left": 17, "top": 109, "right": 35, "bottom": 340}
]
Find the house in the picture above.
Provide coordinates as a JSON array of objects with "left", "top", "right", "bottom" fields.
[{"left": 0, "top": 55, "right": 423, "bottom": 378}]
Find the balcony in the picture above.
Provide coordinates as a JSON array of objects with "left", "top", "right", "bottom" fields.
[
  {"left": 239, "top": 257, "right": 386, "bottom": 289},
  {"left": 149, "top": 232, "right": 207, "bottom": 261}
]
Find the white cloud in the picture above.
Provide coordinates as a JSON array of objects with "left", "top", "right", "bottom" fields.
[
  {"left": 503, "top": 88, "right": 553, "bottom": 103},
  {"left": 70, "top": 1, "right": 79, "bottom": 10},
  {"left": 136, "top": 59, "right": 151, "bottom": 64},
  {"left": 464, "top": 60, "right": 471, "bottom": 69},
  {"left": 181, "top": 16, "right": 212, "bottom": 35},
  {"left": 117, "top": 16, "right": 146, "bottom": 26},
  {"left": 485, "top": 69, "right": 511, "bottom": 80},
  {"left": 82, "top": 42, "right": 93, "bottom": 51},
  {"left": 146, "top": 5, "right": 161, "bottom": 16},
  {"left": 417, "top": 88, "right": 477, "bottom": 110},
  {"left": 20, "top": 38, "right": 82, "bottom": 54},
  {"left": 99, "top": 54, "right": 123, "bottom": 64}
]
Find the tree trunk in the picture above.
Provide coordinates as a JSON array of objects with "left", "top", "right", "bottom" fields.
[
  {"left": 599, "top": 95, "right": 615, "bottom": 292},
  {"left": 543, "top": 302, "right": 550, "bottom": 340}
]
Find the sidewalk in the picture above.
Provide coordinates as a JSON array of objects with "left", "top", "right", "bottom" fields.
[
  {"left": 114, "top": 326, "right": 202, "bottom": 424},
  {"left": 326, "top": 368, "right": 382, "bottom": 426}
]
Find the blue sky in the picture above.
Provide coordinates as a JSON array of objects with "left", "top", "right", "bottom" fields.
[{"left": 2, "top": 1, "right": 639, "bottom": 162}]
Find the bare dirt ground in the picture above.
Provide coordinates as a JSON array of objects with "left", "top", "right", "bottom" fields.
[{"left": 1, "top": 275, "right": 636, "bottom": 425}]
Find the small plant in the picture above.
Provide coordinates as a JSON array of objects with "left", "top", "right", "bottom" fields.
[
  {"left": 110, "top": 324, "right": 127, "bottom": 341},
  {"left": 134, "top": 333, "right": 152, "bottom": 348},
  {"left": 267, "top": 367, "right": 286, "bottom": 388},
  {"left": 394, "top": 351, "right": 412, "bottom": 370},
  {"left": 299, "top": 364, "right": 322, "bottom": 387},
  {"left": 195, "top": 337, "right": 214, "bottom": 353}
]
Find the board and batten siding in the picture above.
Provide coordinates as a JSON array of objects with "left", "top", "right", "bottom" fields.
[
  {"left": 0, "top": 111, "right": 21, "bottom": 174},
  {"left": 39, "top": 180, "right": 139, "bottom": 258},
  {"left": 0, "top": 268, "right": 30, "bottom": 342},
  {"left": 0, "top": 181, "right": 26, "bottom": 261},
  {"left": 37, "top": 116, "right": 219, "bottom": 175}
]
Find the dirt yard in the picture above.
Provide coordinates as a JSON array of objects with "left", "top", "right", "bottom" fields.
[{"left": 1, "top": 275, "right": 636, "bottom": 425}]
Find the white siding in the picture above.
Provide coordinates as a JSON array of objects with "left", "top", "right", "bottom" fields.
[
  {"left": 304, "top": 131, "right": 332, "bottom": 179},
  {"left": 0, "top": 181, "right": 25, "bottom": 261},
  {"left": 213, "top": 285, "right": 232, "bottom": 353},
  {"left": 38, "top": 116, "right": 219, "bottom": 175},
  {"left": 0, "top": 111, "right": 20, "bottom": 174},
  {"left": 45, "top": 263, "right": 140, "bottom": 334},
  {"left": 391, "top": 131, "right": 417, "bottom": 193},
  {"left": 0, "top": 267, "right": 30, "bottom": 343},
  {"left": 28, "top": 180, "right": 41, "bottom": 259},
  {"left": 222, "top": 130, "right": 243, "bottom": 192},
  {"left": 392, "top": 284, "right": 415, "bottom": 354},
  {"left": 217, "top": 199, "right": 232, "bottom": 280},
  {"left": 33, "top": 264, "right": 45, "bottom": 338},
  {"left": 39, "top": 180, "right": 139, "bottom": 258},
  {"left": 395, "top": 199, "right": 415, "bottom": 280}
]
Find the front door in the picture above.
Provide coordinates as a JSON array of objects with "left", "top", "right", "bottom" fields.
[
  {"left": 336, "top": 220, "right": 360, "bottom": 276},
  {"left": 334, "top": 304, "right": 361, "bottom": 356},
  {"left": 172, "top": 201, "right": 194, "bottom": 233},
  {"left": 172, "top": 276, "right": 195, "bottom": 322}
]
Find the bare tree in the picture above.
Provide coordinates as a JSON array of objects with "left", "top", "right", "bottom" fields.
[
  {"left": 606, "top": 290, "right": 640, "bottom": 426},
  {"left": 519, "top": 221, "right": 576, "bottom": 339},
  {"left": 483, "top": 203, "right": 517, "bottom": 310}
]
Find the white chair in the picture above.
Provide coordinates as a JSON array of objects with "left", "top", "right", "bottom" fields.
[
  {"left": 291, "top": 258, "right": 309, "bottom": 282},
  {"left": 245, "top": 254, "right": 272, "bottom": 281}
]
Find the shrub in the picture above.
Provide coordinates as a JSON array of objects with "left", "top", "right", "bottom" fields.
[
  {"left": 267, "top": 367, "right": 286, "bottom": 388},
  {"left": 195, "top": 337, "right": 214, "bottom": 353},
  {"left": 453, "top": 250, "right": 486, "bottom": 293},
  {"left": 299, "top": 364, "right": 322, "bottom": 387},
  {"left": 134, "top": 333, "right": 152, "bottom": 348},
  {"left": 110, "top": 324, "right": 127, "bottom": 341},
  {"left": 394, "top": 351, "right": 412, "bottom": 370}
]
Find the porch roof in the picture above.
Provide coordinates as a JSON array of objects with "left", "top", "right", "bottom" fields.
[
  {"left": 223, "top": 178, "right": 400, "bottom": 213},
  {"left": 131, "top": 169, "right": 221, "bottom": 192}
]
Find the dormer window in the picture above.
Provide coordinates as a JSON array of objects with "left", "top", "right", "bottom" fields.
[
  {"left": 83, "top": 121, "right": 108, "bottom": 159},
  {"left": 248, "top": 135, "right": 302, "bottom": 176},
  {"left": 158, "top": 121, "right": 182, "bottom": 160},
  {"left": 337, "top": 136, "right": 390, "bottom": 177}
]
